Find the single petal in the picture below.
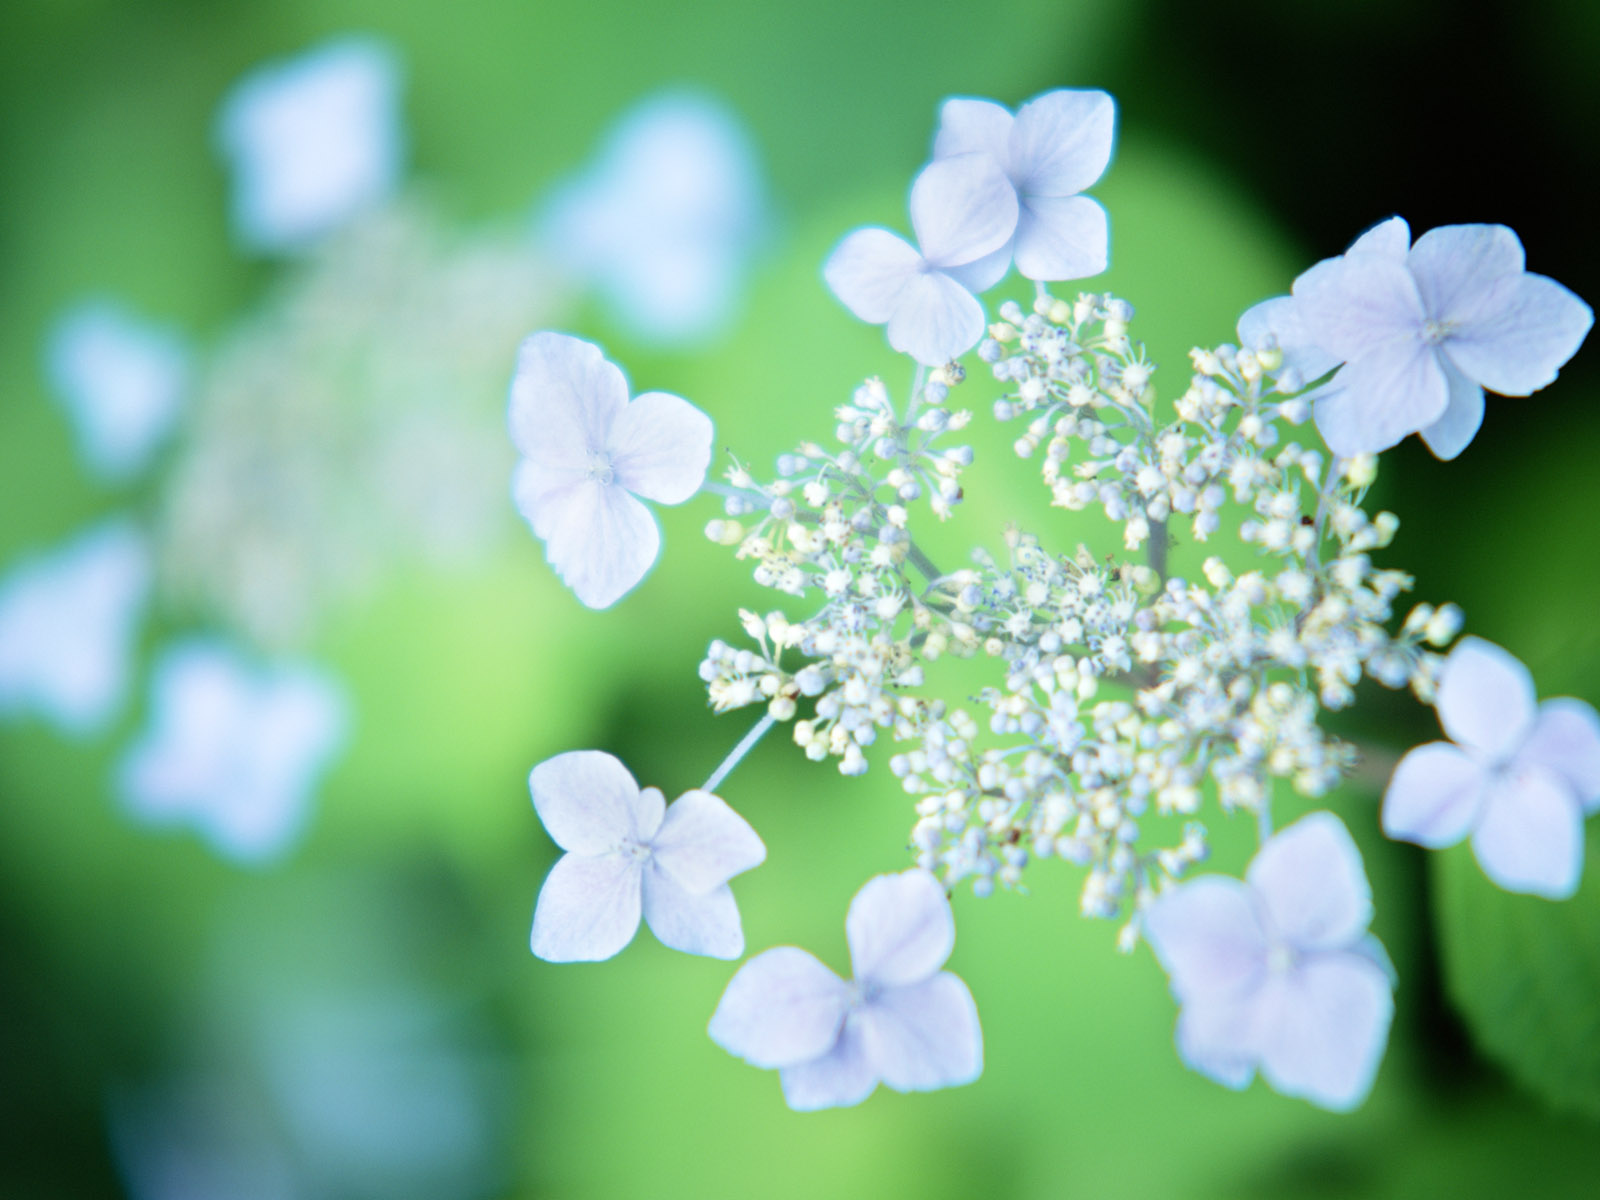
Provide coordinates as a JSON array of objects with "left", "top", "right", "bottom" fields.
[
  {"left": 1013, "top": 195, "right": 1108, "bottom": 281},
  {"left": 632, "top": 786, "right": 667, "bottom": 842},
  {"left": 1406, "top": 224, "right": 1524, "bottom": 322},
  {"left": 541, "top": 480, "right": 660, "bottom": 609},
  {"left": 1236, "top": 296, "right": 1340, "bottom": 382},
  {"left": 607, "top": 390, "right": 714, "bottom": 505},
  {"left": 823, "top": 228, "right": 922, "bottom": 324},
  {"left": 1443, "top": 273, "right": 1593, "bottom": 397},
  {"left": 530, "top": 853, "right": 643, "bottom": 962},
  {"left": 641, "top": 869, "right": 744, "bottom": 959},
  {"left": 511, "top": 459, "right": 585, "bottom": 539},
  {"left": 779, "top": 1017, "right": 878, "bottom": 1111},
  {"left": 1256, "top": 951, "right": 1393, "bottom": 1111},
  {"left": 908, "top": 153, "right": 1018, "bottom": 269},
  {"left": 529, "top": 750, "right": 642, "bottom": 853},
  {"left": 1381, "top": 742, "right": 1487, "bottom": 849},
  {"left": 1312, "top": 340, "right": 1448, "bottom": 456},
  {"left": 1009, "top": 88, "right": 1115, "bottom": 197},
  {"left": 1248, "top": 812, "right": 1373, "bottom": 951},
  {"left": 708, "top": 946, "right": 851, "bottom": 1068},
  {"left": 1143, "top": 876, "right": 1268, "bottom": 1003},
  {"left": 1436, "top": 636, "right": 1537, "bottom": 760},
  {"left": 1518, "top": 698, "right": 1600, "bottom": 811},
  {"left": 1293, "top": 254, "right": 1425, "bottom": 360},
  {"left": 1417, "top": 358, "right": 1485, "bottom": 460},
  {"left": 507, "top": 332, "right": 627, "bottom": 463},
  {"left": 941, "top": 238, "right": 1013, "bottom": 294},
  {"left": 885, "top": 270, "right": 986, "bottom": 366},
  {"left": 858, "top": 972, "right": 982, "bottom": 1092},
  {"left": 650, "top": 788, "right": 765, "bottom": 894},
  {"left": 1174, "top": 992, "right": 1260, "bottom": 1091},
  {"left": 1471, "top": 765, "right": 1585, "bottom": 899},
  {"left": 1347, "top": 216, "right": 1411, "bottom": 260},
  {"left": 844, "top": 870, "right": 954, "bottom": 988},
  {"left": 931, "top": 97, "right": 1013, "bottom": 163}
]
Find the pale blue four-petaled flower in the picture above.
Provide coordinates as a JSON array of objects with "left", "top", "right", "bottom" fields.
[
  {"left": 1383, "top": 636, "right": 1600, "bottom": 899},
  {"left": 118, "top": 640, "right": 348, "bottom": 865},
  {"left": 46, "top": 300, "right": 190, "bottom": 482},
  {"left": 528, "top": 750, "right": 766, "bottom": 961},
  {"left": 1143, "top": 812, "right": 1395, "bottom": 1111},
  {"left": 0, "top": 520, "right": 150, "bottom": 736},
  {"left": 215, "top": 36, "right": 404, "bottom": 253},
  {"left": 932, "top": 88, "right": 1115, "bottom": 284},
  {"left": 708, "top": 869, "right": 983, "bottom": 1110},
  {"left": 508, "top": 332, "right": 714, "bottom": 609}
]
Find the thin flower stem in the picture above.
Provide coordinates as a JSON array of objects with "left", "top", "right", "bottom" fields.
[
  {"left": 1256, "top": 795, "right": 1274, "bottom": 844},
  {"left": 1147, "top": 518, "right": 1168, "bottom": 582},
  {"left": 701, "top": 479, "right": 761, "bottom": 503},
  {"left": 906, "top": 363, "right": 928, "bottom": 424},
  {"left": 703, "top": 712, "right": 777, "bottom": 793},
  {"left": 906, "top": 540, "right": 944, "bottom": 583}
]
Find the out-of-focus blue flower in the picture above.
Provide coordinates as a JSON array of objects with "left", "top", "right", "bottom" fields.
[
  {"left": 215, "top": 36, "right": 404, "bottom": 254},
  {"left": 118, "top": 640, "right": 347, "bottom": 864},
  {"left": 537, "top": 90, "right": 767, "bottom": 346},
  {"left": 1144, "top": 813, "right": 1394, "bottom": 1111},
  {"left": 0, "top": 520, "right": 150, "bottom": 736},
  {"left": 45, "top": 300, "right": 190, "bottom": 482}
]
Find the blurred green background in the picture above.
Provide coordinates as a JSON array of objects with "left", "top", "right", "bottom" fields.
[{"left": 3, "top": 0, "right": 1599, "bottom": 1197}]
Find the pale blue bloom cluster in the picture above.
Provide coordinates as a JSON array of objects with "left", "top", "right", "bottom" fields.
[{"left": 515, "top": 87, "right": 1595, "bottom": 1115}]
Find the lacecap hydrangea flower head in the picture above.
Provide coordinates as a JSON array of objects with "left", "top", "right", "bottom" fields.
[{"left": 513, "top": 84, "right": 1595, "bottom": 1116}]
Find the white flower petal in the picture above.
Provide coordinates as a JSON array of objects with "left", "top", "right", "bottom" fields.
[
  {"left": 1143, "top": 876, "right": 1267, "bottom": 1003},
  {"left": 529, "top": 853, "right": 643, "bottom": 962},
  {"left": 1293, "top": 253, "right": 1425, "bottom": 360},
  {"left": 858, "top": 972, "right": 982, "bottom": 1093},
  {"left": 908, "top": 153, "right": 1018, "bottom": 269},
  {"left": 650, "top": 788, "right": 765, "bottom": 894},
  {"left": 1471, "top": 765, "right": 1585, "bottom": 899},
  {"left": 507, "top": 332, "right": 628, "bottom": 464},
  {"left": 528, "top": 750, "right": 644, "bottom": 854},
  {"left": 823, "top": 228, "right": 923, "bottom": 324},
  {"left": 1406, "top": 224, "right": 1524, "bottom": 322},
  {"left": 846, "top": 870, "right": 954, "bottom": 988},
  {"left": 607, "top": 390, "right": 714, "bottom": 505},
  {"left": 1381, "top": 742, "right": 1487, "bottom": 849},
  {"left": 511, "top": 459, "right": 584, "bottom": 540},
  {"left": 1417, "top": 358, "right": 1485, "bottom": 460},
  {"left": 1236, "top": 295, "right": 1340, "bottom": 382},
  {"left": 641, "top": 869, "right": 744, "bottom": 959},
  {"left": 1519, "top": 698, "right": 1600, "bottom": 811},
  {"left": 1256, "top": 952, "right": 1393, "bottom": 1111},
  {"left": 1347, "top": 216, "right": 1411, "bottom": 260},
  {"left": 1312, "top": 338, "right": 1448, "bottom": 456},
  {"left": 1009, "top": 88, "right": 1115, "bottom": 197},
  {"left": 708, "top": 946, "right": 851, "bottom": 1068},
  {"left": 941, "top": 239, "right": 1013, "bottom": 294},
  {"left": 1444, "top": 272, "right": 1593, "bottom": 397},
  {"left": 1436, "top": 636, "right": 1537, "bottom": 760},
  {"left": 932, "top": 97, "right": 1013, "bottom": 163},
  {"left": 885, "top": 270, "right": 986, "bottom": 366},
  {"left": 541, "top": 479, "right": 661, "bottom": 609},
  {"left": 1174, "top": 993, "right": 1259, "bottom": 1091},
  {"left": 1013, "top": 194, "right": 1108, "bottom": 281},
  {"left": 779, "top": 1018, "right": 878, "bottom": 1111},
  {"left": 1248, "top": 813, "right": 1373, "bottom": 951}
]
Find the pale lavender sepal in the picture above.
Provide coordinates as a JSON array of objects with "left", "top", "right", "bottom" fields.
[
  {"left": 779, "top": 1018, "right": 878, "bottom": 1111},
  {"left": 1246, "top": 812, "right": 1373, "bottom": 951},
  {"left": 1294, "top": 254, "right": 1426, "bottom": 360},
  {"left": 541, "top": 478, "right": 661, "bottom": 610},
  {"left": 708, "top": 946, "right": 851, "bottom": 1068},
  {"left": 1418, "top": 359, "right": 1486, "bottom": 460},
  {"left": 641, "top": 870, "right": 744, "bottom": 959},
  {"left": 650, "top": 788, "right": 765, "bottom": 895},
  {"left": 942, "top": 240, "right": 1013, "bottom": 294},
  {"left": 932, "top": 97, "right": 1013, "bottom": 163},
  {"left": 1347, "top": 216, "right": 1411, "bottom": 260},
  {"left": 823, "top": 228, "right": 924, "bottom": 323},
  {"left": 530, "top": 853, "right": 643, "bottom": 962},
  {"left": 1009, "top": 88, "right": 1115, "bottom": 198},
  {"left": 1519, "top": 699, "right": 1600, "bottom": 810},
  {"left": 884, "top": 271, "right": 986, "bottom": 366},
  {"left": 1255, "top": 952, "right": 1394, "bottom": 1112},
  {"left": 909, "top": 153, "right": 1018, "bottom": 270},
  {"left": 1175, "top": 994, "right": 1258, "bottom": 1091},
  {"left": 1312, "top": 338, "right": 1448, "bottom": 456},
  {"left": 608, "top": 391, "right": 715, "bottom": 506},
  {"left": 529, "top": 749, "right": 645, "bottom": 855},
  {"left": 1472, "top": 766, "right": 1585, "bottom": 900},
  {"left": 858, "top": 973, "right": 982, "bottom": 1092},
  {"left": 1236, "top": 296, "right": 1340, "bottom": 382},
  {"left": 1013, "top": 194, "right": 1108, "bottom": 282},
  {"left": 1406, "top": 223, "right": 1525, "bottom": 320},
  {"left": 1436, "top": 636, "right": 1538, "bottom": 759},
  {"left": 1144, "top": 877, "right": 1267, "bottom": 1002},
  {"left": 1381, "top": 742, "right": 1485, "bottom": 848},
  {"left": 507, "top": 332, "right": 628, "bottom": 464},
  {"left": 1443, "top": 272, "right": 1594, "bottom": 397},
  {"left": 846, "top": 869, "right": 954, "bottom": 988},
  {"left": 511, "top": 460, "right": 582, "bottom": 541}
]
